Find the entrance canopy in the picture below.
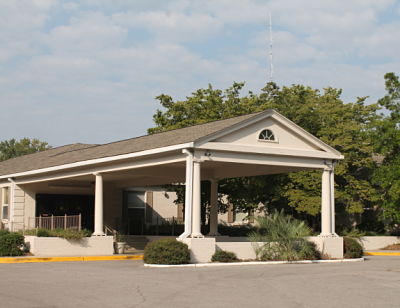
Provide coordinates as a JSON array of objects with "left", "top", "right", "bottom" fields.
[{"left": 0, "top": 109, "right": 343, "bottom": 238}]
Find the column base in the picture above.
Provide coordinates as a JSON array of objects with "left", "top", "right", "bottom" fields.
[
  {"left": 182, "top": 238, "right": 216, "bottom": 263},
  {"left": 318, "top": 232, "right": 339, "bottom": 238},
  {"left": 92, "top": 232, "right": 106, "bottom": 236},
  {"left": 309, "top": 236, "right": 343, "bottom": 259},
  {"left": 190, "top": 233, "right": 204, "bottom": 238}
]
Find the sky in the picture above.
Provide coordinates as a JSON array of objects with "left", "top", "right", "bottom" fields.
[{"left": 0, "top": 0, "right": 399, "bottom": 146}]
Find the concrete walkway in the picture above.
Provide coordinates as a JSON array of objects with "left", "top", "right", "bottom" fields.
[{"left": 0, "top": 256, "right": 399, "bottom": 307}]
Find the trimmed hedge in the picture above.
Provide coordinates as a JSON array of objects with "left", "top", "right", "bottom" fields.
[
  {"left": 144, "top": 238, "right": 190, "bottom": 264},
  {"left": 0, "top": 231, "right": 24, "bottom": 256},
  {"left": 343, "top": 237, "right": 364, "bottom": 258},
  {"left": 26, "top": 228, "right": 92, "bottom": 240},
  {"left": 211, "top": 250, "right": 239, "bottom": 262}
]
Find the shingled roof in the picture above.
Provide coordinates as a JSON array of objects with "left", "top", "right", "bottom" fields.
[{"left": 0, "top": 111, "right": 264, "bottom": 177}]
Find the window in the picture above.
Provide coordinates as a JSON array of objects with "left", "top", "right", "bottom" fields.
[
  {"left": 126, "top": 191, "right": 146, "bottom": 208},
  {"left": 258, "top": 129, "right": 275, "bottom": 141},
  {"left": 1, "top": 187, "right": 10, "bottom": 220}
]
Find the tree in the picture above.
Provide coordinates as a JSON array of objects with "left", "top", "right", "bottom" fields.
[
  {"left": 0, "top": 138, "right": 51, "bottom": 161},
  {"left": 148, "top": 82, "right": 378, "bottom": 230},
  {"left": 372, "top": 72, "right": 400, "bottom": 233}
]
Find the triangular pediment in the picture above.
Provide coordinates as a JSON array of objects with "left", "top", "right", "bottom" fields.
[{"left": 194, "top": 110, "right": 343, "bottom": 159}]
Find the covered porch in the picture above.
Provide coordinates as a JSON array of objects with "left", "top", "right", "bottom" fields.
[{"left": 0, "top": 110, "right": 344, "bottom": 259}]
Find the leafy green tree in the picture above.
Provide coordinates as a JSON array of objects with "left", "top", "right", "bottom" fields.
[
  {"left": 149, "top": 82, "right": 378, "bottom": 229},
  {"left": 0, "top": 138, "right": 51, "bottom": 161},
  {"left": 372, "top": 72, "right": 400, "bottom": 233}
]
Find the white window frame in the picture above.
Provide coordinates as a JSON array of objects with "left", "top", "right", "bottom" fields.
[
  {"left": 1, "top": 186, "right": 10, "bottom": 222},
  {"left": 257, "top": 128, "right": 278, "bottom": 143}
]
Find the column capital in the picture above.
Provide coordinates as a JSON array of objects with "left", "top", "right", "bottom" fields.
[
  {"left": 93, "top": 172, "right": 102, "bottom": 177},
  {"left": 323, "top": 160, "right": 334, "bottom": 171}
]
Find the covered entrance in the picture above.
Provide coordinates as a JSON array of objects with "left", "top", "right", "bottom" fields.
[{"left": 0, "top": 109, "right": 344, "bottom": 259}]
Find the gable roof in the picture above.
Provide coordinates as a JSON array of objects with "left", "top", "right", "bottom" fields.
[{"left": 0, "top": 111, "right": 263, "bottom": 177}]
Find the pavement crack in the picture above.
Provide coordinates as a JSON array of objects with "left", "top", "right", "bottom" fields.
[{"left": 133, "top": 285, "right": 146, "bottom": 307}]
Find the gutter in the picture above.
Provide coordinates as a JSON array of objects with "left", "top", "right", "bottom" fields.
[{"left": 0, "top": 142, "right": 194, "bottom": 180}]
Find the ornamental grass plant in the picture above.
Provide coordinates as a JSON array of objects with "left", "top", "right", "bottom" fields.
[{"left": 249, "top": 210, "right": 319, "bottom": 261}]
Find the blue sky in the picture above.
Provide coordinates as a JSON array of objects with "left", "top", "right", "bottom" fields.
[{"left": 1, "top": 0, "right": 399, "bottom": 146}]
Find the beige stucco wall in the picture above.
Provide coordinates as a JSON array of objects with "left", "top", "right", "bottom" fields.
[
  {"left": 104, "top": 183, "right": 122, "bottom": 230},
  {"left": 23, "top": 188, "right": 36, "bottom": 229},
  {"left": 359, "top": 236, "right": 400, "bottom": 250},
  {"left": 151, "top": 191, "right": 178, "bottom": 223},
  {"left": 25, "top": 235, "right": 114, "bottom": 256}
]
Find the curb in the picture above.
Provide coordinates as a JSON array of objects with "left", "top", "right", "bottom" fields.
[
  {"left": 144, "top": 258, "right": 365, "bottom": 268},
  {"left": 364, "top": 252, "right": 400, "bottom": 256},
  {"left": 0, "top": 254, "right": 144, "bottom": 264}
]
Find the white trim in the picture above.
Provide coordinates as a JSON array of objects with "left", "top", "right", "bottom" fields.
[
  {"left": 0, "top": 185, "right": 10, "bottom": 223},
  {"left": 15, "top": 155, "right": 186, "bottom": 185},
  {"left": 194, "top": 150, "right": 328, "bottom": 169},
  {"left": 144, "top": 258, "right": 365, "bottom": 268},
  {"left": 197, "top": 142, "right": 343, "bottom": 160},
  {"left": 0, "top": 142, "right": 194, "bottom": 180}
]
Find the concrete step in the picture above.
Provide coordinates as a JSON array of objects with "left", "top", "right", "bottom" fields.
[{"left": 123, "top": 236, "right": 149, "bottom": 250}]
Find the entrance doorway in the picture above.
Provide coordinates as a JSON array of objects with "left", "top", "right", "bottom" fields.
[{"left": 123, "top": 191, "right": 146, "bottom": 235}]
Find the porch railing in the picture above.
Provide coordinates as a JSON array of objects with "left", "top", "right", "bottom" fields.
[{"left": 29, "top": 214, "right": 81, "bottom": 231}]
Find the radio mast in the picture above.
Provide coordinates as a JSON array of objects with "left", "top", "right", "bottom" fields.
[{"left": 268, "top": 12, "right": 274, "bottom": 82}]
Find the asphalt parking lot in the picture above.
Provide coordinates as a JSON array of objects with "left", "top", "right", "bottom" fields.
[{"left": 0, "top": 256, "right": 399, "bottom": 308}]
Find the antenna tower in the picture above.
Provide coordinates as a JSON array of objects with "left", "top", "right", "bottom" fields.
[{"left": 268, "top": 12, "right": 273, "bottom": 82}]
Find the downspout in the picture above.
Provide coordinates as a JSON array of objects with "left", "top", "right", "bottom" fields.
[{"left": 178, "top": 149, "right": 194, "bottom": 240}]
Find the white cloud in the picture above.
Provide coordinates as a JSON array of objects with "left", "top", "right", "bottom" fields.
[{"left": 0, "top": 0, "right": 398, "bottom": 146}]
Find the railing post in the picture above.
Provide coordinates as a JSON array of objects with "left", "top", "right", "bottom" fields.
[
  {"left": 39, "top": 216, "right": 42, "bottom": 229},
  {"left": 78, "top": 213, "right": 81, "bottom": 231},
  {"left": 64, "top": 214, "right": 67, "bottom": 230},
  {"left": 51, "top": 215, "right": 54, "bottom": 230}
]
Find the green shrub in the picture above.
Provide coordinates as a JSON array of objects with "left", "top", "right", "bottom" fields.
[
  {"left": 340, "top": 228, "right": 366, "bottom": 237},
  {"left": 0, "top": 229, "right": 10, "bottom": 237},
  {"left": 218, "top": 224, "right": 255, "bottom": 237},
  {"left": 36, "top": 228, "right": 50, "bottom": 237},
  {"left": 211, "top": 250, "right": 239, "bottom": 263},
  {"left": 34, "top": 228, "right": 91, "bottom": 240},
  {"left": 297, "top": 241, "right": 321, "bottom": 260},
  {"left": 0, "top": 232, "right": 24, "bottom": 256},
  {"left": 343, "top": 237, "right": 363, "bottom": 258},
  {"left": 144, "top": 238, "right": 190, "bottom": 264}
]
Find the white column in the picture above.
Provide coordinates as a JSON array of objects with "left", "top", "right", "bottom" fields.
[
  {"left": 330, "top": 165, "right": 337, "bottom": 236},
  {"left": 320, "top": 168, "right": 335, "bottom": 237},
  {"left": 179, "top": 149, "right": 194, "bottom": 240},
  {"left": 208, "top": 179, "right": 220, "bottom": 236},
  {"left": 191, "top": 161, "right": 203, "bottom": 238},
  {"left": 93, "top": 173, "right": 105, "bottom": 236}
]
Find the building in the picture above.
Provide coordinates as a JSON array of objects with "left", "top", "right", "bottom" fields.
[{"left": 0, "top": 109, "right": 344, "bottom": 259}]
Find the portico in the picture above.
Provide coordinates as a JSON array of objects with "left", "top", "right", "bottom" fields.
[{"left": 0, "top": 109, "right": 343, "bottom": 259}]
